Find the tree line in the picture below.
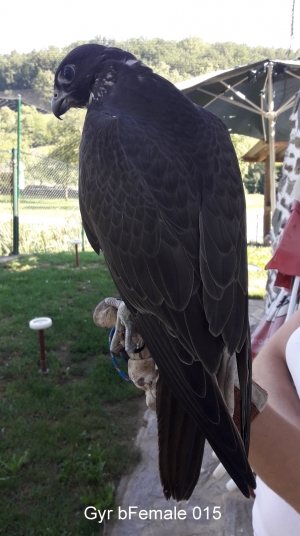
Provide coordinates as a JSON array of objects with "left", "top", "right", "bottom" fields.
[
  {"left": 1, "top": 36, "right": 298, "bottom": 95},
  {"left": 0, "top": 36, "right": 297, "bottom": 190}
]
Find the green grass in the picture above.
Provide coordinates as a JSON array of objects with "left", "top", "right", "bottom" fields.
[
  {"left": 0, "top": 196, "right": 11, "bottom": 215},
  {"left": 1, "top": 193, "right": 264, "bottom": 217},
  {"left": 0, "top": 247, "right": 269, "bottom": 533},
  {"left": 0, "top": 252, "right": 142, "bottom": 535},
  {"left": 245, "top": 193, "right": 264, "bottom": 210},
  {"left": 0, "top": 195, "right": 97, "bottom": 256},
  {"left": 0, "top": 217, "right": 94, "bottom": 256},
  {"left": 1, "top": 193, "right": 266, "bottom": 256},
  {"left": 17, "top": 197, "right": 79, "bottom": 215},
  {"left": 248, "top": 245, "right": 271, "bottom": 299},
  {"left": 0, "top": 196, "right": 79, "bottom": 217}
]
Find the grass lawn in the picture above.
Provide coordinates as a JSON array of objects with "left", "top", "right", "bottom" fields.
[
  {"left": 0, "top": 196, "right": 80, "bottom": 216},
  {"left": 1, "top": 193, "right": 265, "bottom": 218},
  {"left": 247, "top": 245, "right": 271, "bottom": 299},
  {"left": 245, "top": 193, "right": 264, "bottom": 210},
  {"left": 0, "top": 193, "right": 266, "bottom": 255},
  {"left": 0, "top": 252, "right": 143, "bottom": 536},
  {"left": 17, "top": 197, "right": 79, "bottom": 215}
]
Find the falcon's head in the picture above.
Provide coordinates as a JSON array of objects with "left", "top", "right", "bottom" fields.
[{"left": 52, "top": 44, "right": 137, "bottom": 118}]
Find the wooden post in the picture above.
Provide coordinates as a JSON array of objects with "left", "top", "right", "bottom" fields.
[
  {"left": 75, "top": 243, "right": 79, "bottom": 267},
  {"left": 38, "top": 330, "right": 47, "bottom": 372}
]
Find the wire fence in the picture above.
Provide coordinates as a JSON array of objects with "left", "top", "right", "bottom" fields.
[
  {"left": 0, "top": 149, "right": 88, "bottom": 255},
  {"left": 0, "top": 149, "right": 13, "bottom": 255},
  {"left": 0, "top": 148, "right": 265, "bottom": 256}
]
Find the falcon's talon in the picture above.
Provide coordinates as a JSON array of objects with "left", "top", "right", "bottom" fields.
[
  {"left": 105, "top": 297, "right": 122, "bottom": 308},
  {"left": 124, "top": 341, "right": 137, "bottom": 353},
  {"left": 101, "top": 298, "right": 138, "bottom": 356},
  {"left": 133, "top": 343, "right": 146, "bottom": 354}
]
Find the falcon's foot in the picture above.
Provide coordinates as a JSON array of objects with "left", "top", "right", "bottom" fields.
[
  {"left": 105, "top": 297, "right": 141, "bottom": 354},
  {"left": 93, "top": 298, "right": 157, "bottom": 410}
]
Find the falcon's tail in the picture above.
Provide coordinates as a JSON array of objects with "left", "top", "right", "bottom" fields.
[
  {"left": 157, "top": 374, "right": 205, "bottom": 501},
  {"left": 136, "top": 312, "right": 256, "bottom": 501}
]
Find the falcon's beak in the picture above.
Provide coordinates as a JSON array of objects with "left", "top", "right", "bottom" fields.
[{"left": 51, "top": 89, "right": 70, "bottom": 119}]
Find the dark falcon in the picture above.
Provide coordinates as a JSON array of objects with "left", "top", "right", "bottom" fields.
[{"left": 52, "top": 44, "right": 255, "bottom": 500}]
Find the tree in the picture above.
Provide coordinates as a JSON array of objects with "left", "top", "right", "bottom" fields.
[
  {"left": 244, "top": 163, "right": 265, "bottom": 194},
  {"left": 32, "top": 69, "right": 55, "bottom": 101},
  {"left": 1, "top": 37, "right": 299, "bottom": 99},
  {"left": 244, "top": 163, "right": 282, "bottom": 194},
  {"left": 0, "top": 105, "right": 54, "bottom": 153},
  {"left": 1, "top": 36, "right": 299, "bottom": 161},
  {"left": 230, "top": 134, "right": 257, "bottom": 182},
  {"left": 48, "top": 109, "right": 85, "bottom": 164}
]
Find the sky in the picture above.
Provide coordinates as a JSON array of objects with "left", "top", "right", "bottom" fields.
[{"left": 0, "top": 0, "right": 299, "bottom": 55}]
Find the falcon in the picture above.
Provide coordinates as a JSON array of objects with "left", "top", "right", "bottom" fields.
[{"left": 52, "top": 44, "right": 255, "bottom": 500}]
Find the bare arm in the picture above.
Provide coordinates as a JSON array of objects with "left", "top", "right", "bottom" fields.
[
  {"left": 252, "top": 308, "right": 300, "bottom": 426},
  {"left": 249, "top": 308, "right": 300, "bottom": 513},
  {"left": 249, "top": 403, "right": 300, "bottom": 513}
]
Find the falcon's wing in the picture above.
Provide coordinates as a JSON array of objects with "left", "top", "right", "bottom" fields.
[{"left": 80, "top": 99, "right": 248, "bottom": 348}]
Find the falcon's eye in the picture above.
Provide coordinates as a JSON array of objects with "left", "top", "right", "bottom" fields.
[{"left": 59, "top": 65, "right": 75, "bottom": 84}]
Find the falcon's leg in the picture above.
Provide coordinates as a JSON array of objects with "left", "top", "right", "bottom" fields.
[{"left": 105, "top": 297, "right": 142, "bottom": 353}]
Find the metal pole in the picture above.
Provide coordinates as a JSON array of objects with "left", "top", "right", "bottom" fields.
[
  {"left": 12, "top": 96, "right": 21, "bottom": 256},
  {"left": 264, "top": 159, "right": 271, "bottom": 238},
  {"left": 81, "top": 225, "right": 85, "bottom": 251},
  {"left": 267, "top": 63, "right": 276, "bottom": 216},
  {"left": 12, "top": 148, "right": 19, "bottom": 255},
  {"left": 17, "top": 95, "right": 21, "bottom": 201},
  {"left": 38, "top": 329, "right": 47, "bottom": 372}
]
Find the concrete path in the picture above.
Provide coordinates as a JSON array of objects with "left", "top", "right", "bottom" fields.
[
  {"left": 106, "top": 299, "right": 265, "bottom": 536},
  {"left": 0, "top": 255, "right": 18, "bottom": 264}
]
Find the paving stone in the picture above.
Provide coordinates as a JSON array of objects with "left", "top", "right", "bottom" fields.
[
  {"left": 0, "top": 255, "right": 18, "bottom": 264},
  {"left": 223, "top": 493, "right": 254, "bottom": 536}
]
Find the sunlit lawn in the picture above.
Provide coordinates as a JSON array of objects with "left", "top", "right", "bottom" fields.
[
  {"left": 248, "top": 245, "right": 271, "bottom": 299},
  {"left": 1, "top": 193, "right": 264, "bottom": 216},
  {"left": 0, "top": 252, "right": 142, "bottom": 535},
  {"left": 0, "top": 195, "right": 79, "bottom": 216},
  {"left": 245, "top": 193, "right": 264, "bottom": 210}
]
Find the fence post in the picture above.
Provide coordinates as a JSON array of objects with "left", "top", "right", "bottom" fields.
[
  {"left": 81, "top": 224, "right": 85, "bottom": 251},
  {"left": 12, "top": 148, "right": 19, "bottom": 255},
  {"left": 17, "top": 95, "right": 21, "bottom": 199}
]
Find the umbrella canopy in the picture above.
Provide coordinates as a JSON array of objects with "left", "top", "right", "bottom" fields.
[
  {"left": 176, "top": 59, "right": 300, "bottom": 214},
  {"left": 176, "top": 59, "right": 300, "bottom": 141}
]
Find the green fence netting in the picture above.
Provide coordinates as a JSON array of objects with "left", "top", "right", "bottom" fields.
[{"left": 0, "top": 149, "right": 89, "bottom": 255}]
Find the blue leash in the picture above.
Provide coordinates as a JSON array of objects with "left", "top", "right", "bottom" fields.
[{"left": 108, "top": 328, "right": 133, "bottom": 383}]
